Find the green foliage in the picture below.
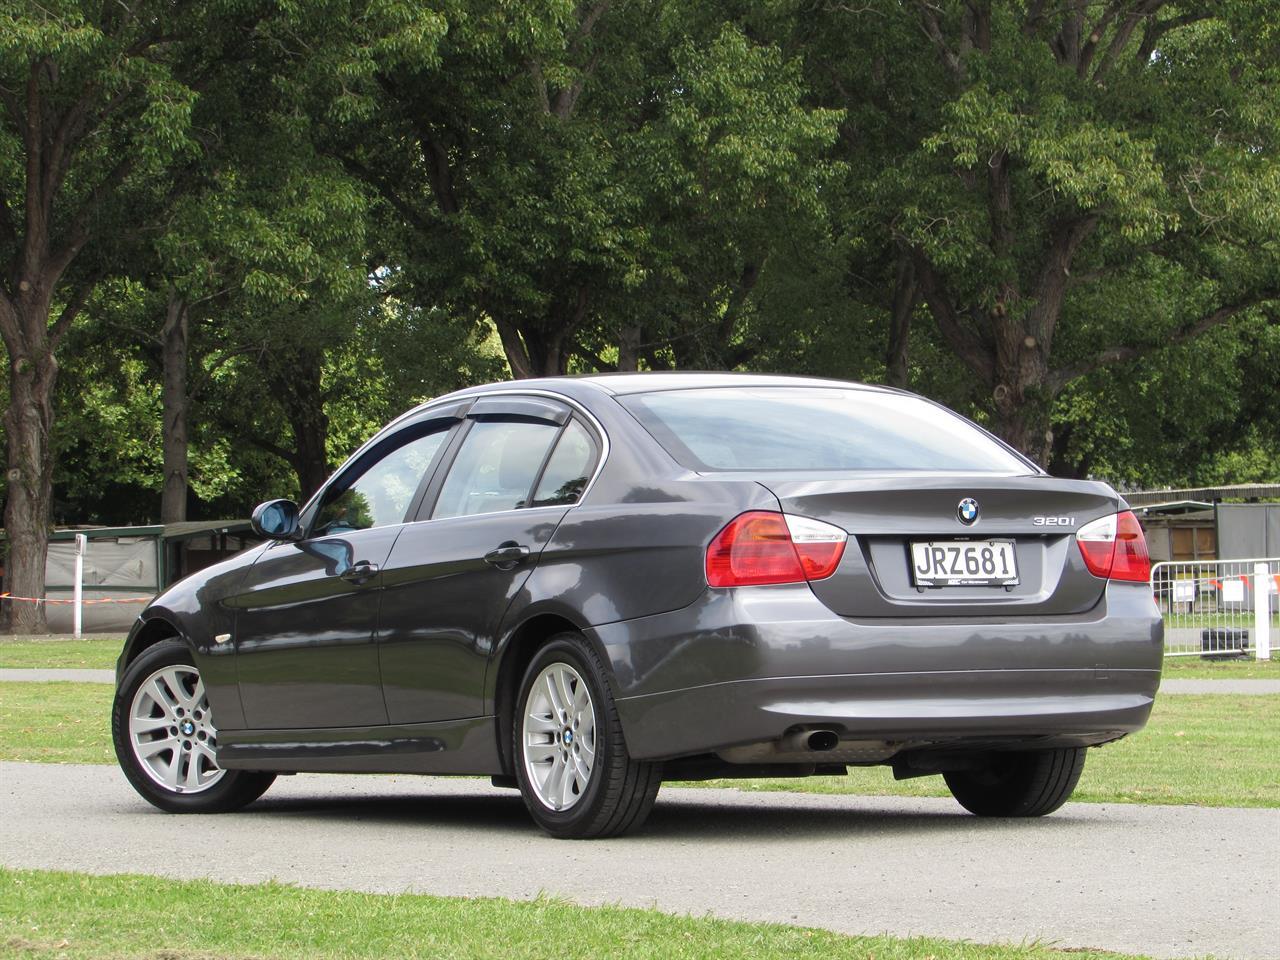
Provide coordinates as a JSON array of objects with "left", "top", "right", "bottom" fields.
[{"left": 8, "top": 0, "right": 1280, "bottom": 526}]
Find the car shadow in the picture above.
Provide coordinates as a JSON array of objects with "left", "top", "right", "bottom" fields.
[{"left": 231, "top": 784, "right": 1088, "bottom": 841}]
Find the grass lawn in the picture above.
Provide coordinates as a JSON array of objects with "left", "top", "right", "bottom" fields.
[
  {"left": 0, "top": 637, "right": 121, "bottom": 670},
  {"left": 1, "top": 682, "right": 1276, "bottom": 807},
  {"left": 0, "top": 867, "right": 1155, "bottom": 960},
  {"left": 0, "top": 682, "right": 113, "bottom": 764},
  {"left": 1160, "top": 657, "right": 1280, "bottom": 679}
]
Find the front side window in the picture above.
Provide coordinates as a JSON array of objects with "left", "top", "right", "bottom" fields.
[
  {"left": 314, "top": 428, "right": 450, "bottom": 534},
  {"left": 621, "top": 387, "right": 1029, "bottom": 473},
  {"left": 432, "top": 419, "right": 560, "bottom": 519}
]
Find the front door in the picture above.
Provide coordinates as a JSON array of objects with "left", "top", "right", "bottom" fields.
[{"left": 231, "top": 419, "right": 456, "bottom": 729}]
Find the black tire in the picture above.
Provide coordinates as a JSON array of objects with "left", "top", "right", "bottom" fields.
[
  {"left": 112, "top": 638, "right": 275, "bottom": 814},
  {"left": 512, "top": 632, "right": 660, "bottom": 839},
  {"left": 944, "top": 747, "right": 1086, "bottom": 817}
]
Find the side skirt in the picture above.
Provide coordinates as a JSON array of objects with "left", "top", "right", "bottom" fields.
[{"left": 216, "top": 716, "right": 502, "bottom": 775}]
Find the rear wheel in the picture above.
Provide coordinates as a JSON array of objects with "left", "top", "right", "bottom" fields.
[
  {"left": 112, "top": 638, "right": 275, "bottom": 813},
  {"left": 943, "top": 747, "right": 1086, "bottom": 817},
  {"left": 513, "top": 633, "right": 660, "bottom": 838}
]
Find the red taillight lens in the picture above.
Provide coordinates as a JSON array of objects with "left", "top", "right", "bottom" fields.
[
  {"left": 706, "top": 511, "right": 847, "bottom": 587},
  {"left": 1076, "top": 510, "right": 1151, "bottom": 583}
]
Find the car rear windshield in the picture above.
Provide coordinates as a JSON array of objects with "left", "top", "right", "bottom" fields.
[{"left": 619, "top": 387, "right": 1029, "bottom": 473}]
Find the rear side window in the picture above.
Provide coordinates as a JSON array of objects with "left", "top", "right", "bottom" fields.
[
  {"left": 620, "top": 387, "right": 1028, "bottom": 473},
  {"left": 531, "top": 420, "right": 598, "bottom": 507},
  {"left": 432, "top": 420, "right": 560, "bottom": 519}
]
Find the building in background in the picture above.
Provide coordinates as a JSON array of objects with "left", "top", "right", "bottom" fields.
[
  {"left": 37, "top": 521, "right": 263, "bottom": 633},
  {"left": 1128, "top": 485, "right": 1280, "bottom": 563}
]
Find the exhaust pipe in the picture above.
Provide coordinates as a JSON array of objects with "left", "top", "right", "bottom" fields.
[
  {"left": 779, "top": 728, "right": 840, "bottom": 753},
  {"left": 806, "top": 729, "right": 839, "bottom": 752}
]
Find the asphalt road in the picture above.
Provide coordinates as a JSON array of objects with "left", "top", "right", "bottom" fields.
[{"left": 2, "top": 762, "right": 1276, "bottom": 959}]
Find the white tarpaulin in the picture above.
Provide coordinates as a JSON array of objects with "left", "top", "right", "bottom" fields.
[
  {"left": 46, "top": 537, "right": 158, "bottom": 590},
  {"left": 44, "top": 537, "right": 158, "bottom": 633}
]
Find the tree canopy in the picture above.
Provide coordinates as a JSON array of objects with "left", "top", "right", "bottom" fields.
[{"left": 2, "top": 0, "right": 1278, "bottom": 629}]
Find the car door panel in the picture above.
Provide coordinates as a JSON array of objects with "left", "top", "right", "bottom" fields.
[
  {"left": 377, "top": 403, "right": 596, "bottom": 725},
  {"left": 230, "top": 419, "right": 458, "bottom": 731},
  {"left": 230, "top": 528, "right": 403, "bottom": 729},
  {"left": 377, "top": 508, "right": 570, "bottom": 724}
]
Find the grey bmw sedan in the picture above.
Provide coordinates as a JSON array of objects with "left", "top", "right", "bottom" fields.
[{"left": 112, "top": 373, "right": 1162, "bottom": 838}]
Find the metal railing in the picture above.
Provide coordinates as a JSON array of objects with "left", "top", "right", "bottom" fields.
[{"left": 1150, "top": 558, "right": 1278, "bottom": 659}]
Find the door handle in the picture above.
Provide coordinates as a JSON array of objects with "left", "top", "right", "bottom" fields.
[
  {"left": 340, "top": 560, "right": 379, "bottom": 584},
  {"left": 484, "top": 542, "right": 530, "bottom": 570}
]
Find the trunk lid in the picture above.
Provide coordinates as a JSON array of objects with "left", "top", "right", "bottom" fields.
[{"left": 755, "top": 473, "right": 1124, "bottom": 617}]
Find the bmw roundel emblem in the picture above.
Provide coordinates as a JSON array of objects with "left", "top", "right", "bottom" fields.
[{"left": 957, "top": 498, "right": 980, "bottom": 525}]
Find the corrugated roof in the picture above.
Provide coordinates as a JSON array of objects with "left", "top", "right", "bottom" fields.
[
  {"left": 1125, "top": 484, "right": 1280, "bottom": 507},
  {"left": 45, "top": 519, "right": 252, "bottom": 541}
]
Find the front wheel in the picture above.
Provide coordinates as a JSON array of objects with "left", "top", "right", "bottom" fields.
[
  {"left": 513, "top": 633, "right": 660, "bottom": 838},
  {"left": 112, "top": 638, "right": 275, "bottom": 813},
  {"left": 944, "top": 747, "right": 1086, "bottom": 817}
]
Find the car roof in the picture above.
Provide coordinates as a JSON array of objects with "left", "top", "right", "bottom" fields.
[{"left": 423, "top": 371, "right": 897, "bottom": 406}]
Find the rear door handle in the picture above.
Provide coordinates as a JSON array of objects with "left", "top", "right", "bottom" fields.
[
  {"left": 340, "top": 560, "right": 379, "bottom": 584},
  {"left": 484, "top": 542, "right": 530, "bottom": 570}
]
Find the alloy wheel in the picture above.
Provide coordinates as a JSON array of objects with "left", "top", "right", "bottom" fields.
[
  {"left": 521, "top": 662, "right": 596, "bottom": 811},
  {"left": 128, "top": 664, "right": 225, "bottom": 794}
]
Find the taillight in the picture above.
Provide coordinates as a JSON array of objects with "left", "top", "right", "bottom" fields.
[
  {"left": 706, "top": 511, "right": 847, "bottom": 587},
  {"left": 1076, "top": 510, "right": 1151, "bottom": 582}
]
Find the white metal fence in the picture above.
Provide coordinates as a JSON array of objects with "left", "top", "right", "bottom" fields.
[{"left": 1150, "top": 558, "right": 1278, "bottom": 659}]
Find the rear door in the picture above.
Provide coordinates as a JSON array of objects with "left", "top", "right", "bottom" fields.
[{"left": 378, "top": 397, "right": 601, "bottom": 724}]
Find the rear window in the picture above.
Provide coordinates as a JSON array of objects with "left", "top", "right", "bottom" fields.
[{"left": 619, "top": 387, "right": 1028, "bottom": 473}]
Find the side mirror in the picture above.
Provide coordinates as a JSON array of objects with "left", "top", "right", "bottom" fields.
[{"left": 251, "top": 499, "right": 302, "bottom": 541}]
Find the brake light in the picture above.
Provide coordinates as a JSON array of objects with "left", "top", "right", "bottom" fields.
[
  {"left": 706, "top": 511, "right": 847, "bottom": 587},
  {"left": 1076, "top": 510, "right": 1151, "bottom": 582}
]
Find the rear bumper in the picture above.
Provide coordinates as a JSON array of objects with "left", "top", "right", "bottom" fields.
[{"left": 589, "top": 581, "right": 1162, "bottom": 761}]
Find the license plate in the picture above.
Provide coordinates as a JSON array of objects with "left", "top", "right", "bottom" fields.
[{"left": 910, "top": 540, "right": 1019, "bottom": 587}]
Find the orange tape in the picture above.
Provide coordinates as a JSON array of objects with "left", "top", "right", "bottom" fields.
[{"left": 0, "top": 592, "right": 152, "bottom": 605}]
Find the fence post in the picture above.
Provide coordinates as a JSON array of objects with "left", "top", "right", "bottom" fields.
[
  {"left": 1255, "top": 561, "right": 1271, "bottom": 662},
  {"left": 73, "top": 533, "right": 86, "bottom": 639}
]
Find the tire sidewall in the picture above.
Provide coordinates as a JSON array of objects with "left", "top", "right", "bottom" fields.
[
  {"left": 512, "top": 634, "right": 613, "bottom": 832},
  {"left": 112, "top": 638, "right": 254, "bottom": 813}
]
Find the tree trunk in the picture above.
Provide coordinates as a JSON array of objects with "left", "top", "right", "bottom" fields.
[
  {"left": 290, "top": 405, "right": 331, "bottom": 502},
  {"left": 616, "top": 325, "right": 642, "bottom": 372},
  {"left": 159, "top": 293, "right": 190, "bottom": 524},
  {"left": 885, "top": 253, "right": 916, "bottom": 389},
  {"left": 274, "top": 349, "right": 330, "bottom": 501},
  {"left": 911, "top": 213, "right": 1098, "bottom": 468},
  {"left": 1, "top": 298, "right": 58, "bottom": 634}
]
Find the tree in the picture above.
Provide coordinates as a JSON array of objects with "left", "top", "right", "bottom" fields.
[
  {"left": 142, "top": 129, "right": 368, "bottom": 521},
  {"left": 270, "top": 1, "right": 838, "bottom": 380},
  {"left": 208, "top": 292, "right": 504, "bottom": 502},
  {"left": 795, "top": 0, "right": 1280, "bottom": 464},
  {"left": 0, "top": 1, "right": 256, "bottom": 630}
]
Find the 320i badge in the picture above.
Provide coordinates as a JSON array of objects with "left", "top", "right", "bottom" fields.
[{"left": 111, "top": 373, "right": 1163, "bottom": 838}]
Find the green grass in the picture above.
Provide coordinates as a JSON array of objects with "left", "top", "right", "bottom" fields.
[
  {"left": 0, "top": 867, "right": 1154, "bottom": 960},
  {"left": 0, "top": 683, "right": 113, "bottom": 764},
  {"left": 683, "top": 693, "right": 1280, "bottom": 808},
  {"left": 1160, "top": 657, "right": 1280, "bottom": 679},
  {"left": 1, "top": 682, "right": 1277, "bottom": 807},
  {"left": 0, "top": 637, "right": 121, "bottom": 670}
]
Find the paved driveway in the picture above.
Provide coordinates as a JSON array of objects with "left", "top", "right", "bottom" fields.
[{"left": 2, "top": 762, "right": 1276, "bottom": 960}]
